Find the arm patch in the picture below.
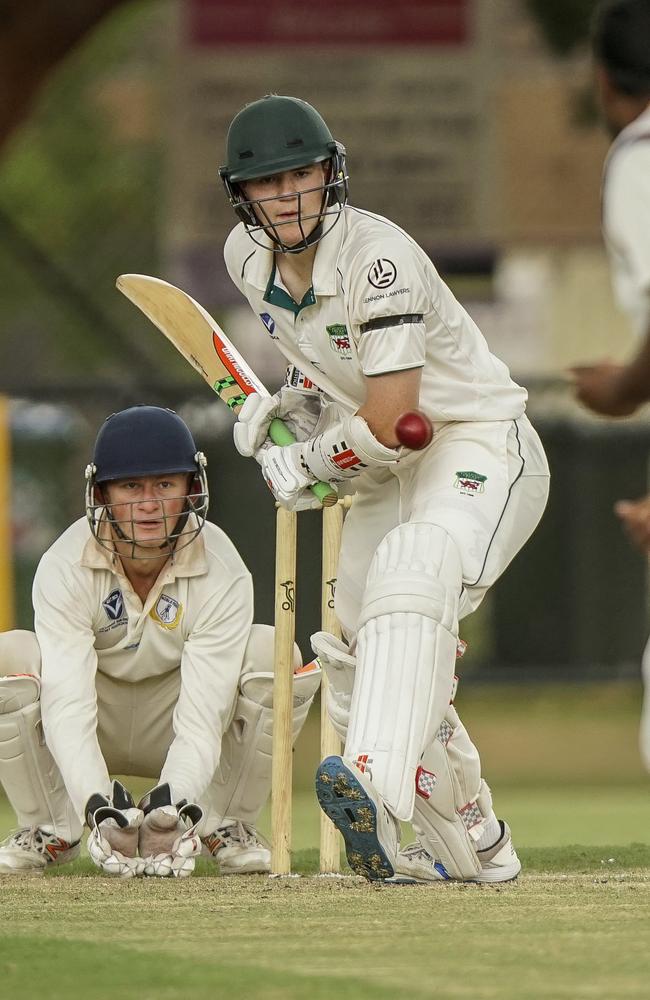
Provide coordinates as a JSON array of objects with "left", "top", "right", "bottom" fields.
[{"left": 359, "top": 313, "right": 424, "bottom": 334}]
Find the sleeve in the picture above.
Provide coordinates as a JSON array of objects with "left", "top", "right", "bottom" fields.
[
  {"left": 159, "top": 570, "right": 254, "bottom": 803},
  {"left": 346, "top": 237, "right": 430, "bottom": 377},
  {"left": 33, "top": 556, "right": 111, "bottom": 819},
  {"left": 606, "top": 144, "right": 650, "bottom": 299}
]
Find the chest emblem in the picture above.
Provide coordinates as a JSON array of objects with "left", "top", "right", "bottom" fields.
[
  {"left": 102, "top": 589, "right": 125, "bottom": 622},
  {"left": 454, "top": 471, "right": 487, "bottom": 496},
  {"left": 259, "top": 312, "right": 278, "bottom": 339},
  {"left": 150, "top": 594, "right": 183, "bottom": 629},
  {"left": 326, "top": 324, "right": 352, "bottom": 360}
]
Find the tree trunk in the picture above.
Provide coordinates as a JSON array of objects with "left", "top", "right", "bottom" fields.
[{"left": 0, "top": 0, "right": 131, "bottom": 148}]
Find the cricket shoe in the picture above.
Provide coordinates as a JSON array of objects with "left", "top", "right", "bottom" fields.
[
  {"left": 0, "top": 826, "right": 80, "bottom": 875},
  {"left": 393, "top": 821, "right": 521, "bottom": 884},
  {"left": 315, "top": 755, "right": 400, "bottom": 881},
  {"left": 202, "top": 819, "right": 271, "bottom": 874}
]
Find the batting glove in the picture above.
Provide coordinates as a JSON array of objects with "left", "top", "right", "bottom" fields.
[
  {"left": 138, "top": 783, "right": 203, "bottom": 878},
  {"left": 234, "top": 384, "right": 323, "bottom": 459},
  {"left": 260, "top": 442, "right": 322, "bottom": 511},
  {"left": 86, "top": 780, "right": 145, "bottom": 878}
]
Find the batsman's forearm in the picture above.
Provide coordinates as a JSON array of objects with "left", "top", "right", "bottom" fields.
[{"left": 268, "top": 417, "right": 337, "bottom": 505}]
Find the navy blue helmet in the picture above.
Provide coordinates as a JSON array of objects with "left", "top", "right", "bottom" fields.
[{"left": 85, "top": 406, "right": 209, "bottom": 559}]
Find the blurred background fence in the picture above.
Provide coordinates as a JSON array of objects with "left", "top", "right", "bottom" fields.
[{"left": 4, "top": 389, "right": 650, "bottom": 683}]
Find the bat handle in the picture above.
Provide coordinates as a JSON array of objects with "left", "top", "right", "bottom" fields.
[{"left": 268, "top": 417, "right": 338, "bottom": 507}]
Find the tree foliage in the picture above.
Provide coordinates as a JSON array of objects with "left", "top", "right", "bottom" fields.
[
  {"left": 525, "top": 0, "right": 600, "bottom": 56},
  {"left": 0, "top": 0, "right": 132, "bottom": 150}
]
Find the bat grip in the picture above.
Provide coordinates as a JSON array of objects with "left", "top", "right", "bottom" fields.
[{"left": 268, "top": 417, "right": 338, "bottom": 506}]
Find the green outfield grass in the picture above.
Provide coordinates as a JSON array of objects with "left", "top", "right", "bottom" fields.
[{"left": 1, "top": 682, "right": 649, "bottom": 999}]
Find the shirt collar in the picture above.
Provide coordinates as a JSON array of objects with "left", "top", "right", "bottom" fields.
[
  {"left": 80, "top": 512, "right": 208, "bottom": 580},
  {"left": 242, "top": 209, "right": 346, "bottom": 299}
]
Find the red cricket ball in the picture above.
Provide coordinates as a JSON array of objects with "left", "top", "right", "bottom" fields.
[{"left": 394, "top": 410, "right": 433, "bottom": 450}]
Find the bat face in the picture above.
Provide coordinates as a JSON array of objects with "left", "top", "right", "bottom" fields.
[
  {"left": 117, "top": 273, "right": 338, "bottom": 506},
  {"left": 116, "top": 274, "right": 268, "bottom": 413}
]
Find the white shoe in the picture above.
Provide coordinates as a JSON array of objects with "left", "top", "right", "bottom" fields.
[
  {"left": 0, "top": 827, "right": 80, "bottom": 875},
  {"left": 202, "top": 820, "right": 271, "bottom": 874},
  {"left": 315, "top": 755, "right": 400, "bottom": 881},
  {"left": 475, "top": 821, "right": 521, "bottom": 882},
  {"left": 394, "top": 820, "right": 521, "bottom": 884}
]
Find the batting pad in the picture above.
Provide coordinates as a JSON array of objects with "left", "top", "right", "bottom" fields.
[
  {"left": 345, "top": 522, "right": 462, "bottom": 820},
  {"left": 411, "top": 706, "right": 493, "bottom": 879},
  {"left": 0, "top": 676, "right": 82, "bottom": 842}
]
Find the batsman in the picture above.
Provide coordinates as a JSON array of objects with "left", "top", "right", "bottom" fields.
[
  {"left": 220, "top": 95, "right": 550, "bottom": 883},
  {"left": 0, "top": 405, "right": 319, "bottom": 876}
]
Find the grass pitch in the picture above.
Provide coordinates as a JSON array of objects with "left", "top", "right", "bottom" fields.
[{"left": 1, "top": 683, "right": 649, "bottom": 998}]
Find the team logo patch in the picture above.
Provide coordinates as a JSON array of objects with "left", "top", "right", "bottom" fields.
[
  {"left": 355, "top": 753, "right": 373, "bottom": 776},
  {"left": 102, "top": 589, "right": 124, "bottom": 622},
  {"left": 286, "top": 364, "right": 318, "bottom": 392},
  {"left": 259, "top": 312, "right": 277, "bottom": 338},
  {"left": 367, "top": 259, "right": 397, "bottom": 289},
  {"left": 415, "top": 766, "right": 437, "bottom": 800},
  {"left": 326, "top": 324, "right": 352, "bottom": 359},
  {"left": 150, "top": 594, "right": 182, "bottom": 629},
  {"left": 454, "top": 471, "right": 487, "bottom": 496}
]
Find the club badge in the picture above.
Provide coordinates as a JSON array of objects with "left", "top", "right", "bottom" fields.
[
  {"left": 150, "top": 594, "right": 182, "bottom": 629},
  {"left": 454, "top": 471, "right": 487, "bottom": 496},
  {"left": 326, "top": 324, "right": 352, "bottom": 359},
  {"left": 102, "top": 589, "right": 125, "bottom": 622}
]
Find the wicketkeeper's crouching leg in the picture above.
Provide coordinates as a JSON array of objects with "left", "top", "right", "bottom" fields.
[
  {"left": 311, "top": 630, "right": 520, "bottom": 883},
  {"left": 198, "top": 623, "right": 321, "bottom": 873},
  {"left": 0, "top": 625, "right": 320, "bottom": 878},
  {"left": 0, "top": 630, "right": 83, "bottom": 874}
]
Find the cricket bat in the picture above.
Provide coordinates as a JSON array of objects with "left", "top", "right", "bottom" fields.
[{"left": 116, "top": 274, "right": 337, "bottom": 506}]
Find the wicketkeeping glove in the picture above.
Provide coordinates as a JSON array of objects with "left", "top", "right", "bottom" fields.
[
  {"left": 138, "top": 782, "right": 203, "bottom": 878},
  {"left": 85, "top": 780, "right": 145, "bottom": 878}
]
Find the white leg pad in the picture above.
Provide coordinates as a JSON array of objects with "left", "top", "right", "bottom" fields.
[
  {"left": 411, "top": 705, "right": 493, "bottom": 879},
  {"left": 199, "top": 625, "right": 320, "bottom": 833},
  {"left": 310, "top": 630, "right": 355, "bottom": 742},
  {"left": 0, "top": 675, "right": 82, "bottom": 842},
  {"left": 345, "top": 523, "right": 462, "bottom": 820}
]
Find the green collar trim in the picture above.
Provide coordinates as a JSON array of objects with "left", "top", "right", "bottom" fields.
[{"left": 263, "top": 263, "right": 315, "bottom": 315}]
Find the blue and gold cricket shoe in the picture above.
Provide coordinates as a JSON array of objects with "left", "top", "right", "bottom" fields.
[{"left": 315, "top": 755, "right": 400, "bottom": 881}]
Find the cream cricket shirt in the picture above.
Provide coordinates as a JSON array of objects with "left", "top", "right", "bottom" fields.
[
  {"left": 603, "top": 105, "right": 650, "bottom": 338},
  {"left": 33, "top": 516, "right": 253, "bottom": 818},
  {"left": 224, "top": 206, "right": 527, "bottom": 421}
]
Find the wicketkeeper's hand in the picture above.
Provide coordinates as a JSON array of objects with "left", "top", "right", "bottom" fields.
[
  {"left": 138, "top": 783, "right": 203, "bottom": 878},
  {"left": 85, "top": 780, "right": 145, "bottom": 878}
]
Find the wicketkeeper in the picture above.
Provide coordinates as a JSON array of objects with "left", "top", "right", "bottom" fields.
[
  {"left": 219, "top": 94, "right": 551, "bottom": 883},
  {"left": 0, "top": 405, "right": 319, "bottom": 876}
]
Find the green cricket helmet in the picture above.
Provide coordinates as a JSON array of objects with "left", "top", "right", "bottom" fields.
[{"left": 219, "top": 94, "right": 349, "bottom": 253}]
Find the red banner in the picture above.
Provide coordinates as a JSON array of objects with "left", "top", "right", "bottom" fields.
[{"left": 187, "top": 0, "right": 470, "bottom": 47}]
